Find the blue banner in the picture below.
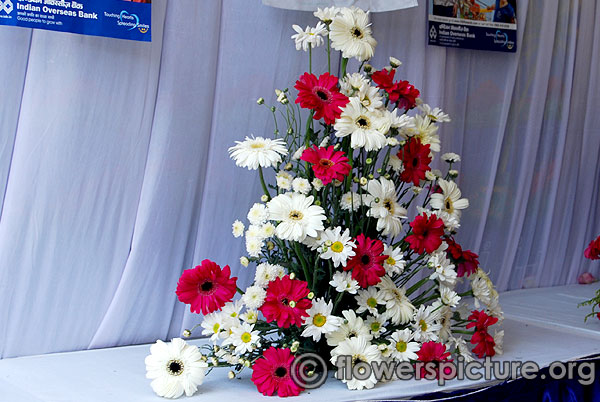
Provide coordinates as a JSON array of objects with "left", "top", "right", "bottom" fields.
[
  {"left": 428, "top": 0, "right": 516, "bottom": 52},
  {"left": 0, "top": 0, "right": 151, "bottom": 42}
]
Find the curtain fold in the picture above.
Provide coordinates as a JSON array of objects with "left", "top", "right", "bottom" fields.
[{"left": 0, "top": 0, "right": 598, "bottom": 358}]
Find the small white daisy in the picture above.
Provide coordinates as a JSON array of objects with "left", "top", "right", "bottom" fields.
[
  {"left": 412, "top": 304, "right": 442, "bottom": 342},
  {"left": 340, "top": 72, "right": 370, "bottom": 96},
  {"left": 355, "top": 287, "right": 385, "bottom": 315},
  {"left": 326, "top": 310, "right": 372, "bottom": 347},
  {"left": 314, "top": 6, "right": 340, "bottom": 23},
  {"left": 302, "top": 298, "right": 343, "bottom": 342},
  {"left": 340, "top": 191, "right": 373, "bottom": 211},
  {"left": 201, "top": 311, "right": 227, "bottom": 342},
  {"left": 377, "top": 276, "right": 414, "bottom": 324},
  {"left": 401, "top": 115, "right": 440, "bottom": 152},
  {"left": 254, "top": 263, "right": 284, "bottom": 287},
  {"left": 329, "top": 271, "right": 360, "bottom": 294},
  {"left": 240, "top": 309, "right": 258, "bottom": 324},
  {"left": 276, "top": 171, "right": 293, "bottom": 190},
  {"left": 232, "top": 220, "right": 245, "bottom": 238},
  {"left": 430, "top": 179, "right": 469, "bottom": 220},
  {"left": 440, "top": 285, "right": 461, "bottom": 307},
  {"left": 418, "top": 103, "right": 451, "bottom": 123},
  {"left": 365, "top": 177, "right": 407, "bottom": 237},
  {"left": 389, "top": 329, "right": 420, "bottom": 362},
  {"left": 330, "top": 335, "right": 381, "bottom": 390},
  {"left": 365, "top": 315, "right": 387, "bottom": 337},
  {"left": 291, "top": 22, "right": 327, "bottom": 52},
  {"left": 222, "top": 322, "right": 261, "bottom": 355},
  {"left": 319, "top": 227, "right": 356, "bottom": 267},
  {"left": 441, "top": 152, "right": 461, "bottom": 163},
  {"left": 383, "top": 245, "right": 406, "bottom": 275}
]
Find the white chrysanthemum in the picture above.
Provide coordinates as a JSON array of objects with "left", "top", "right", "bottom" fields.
[
  {"left": 389, "top": 329, "right": 420, "bottom": 362},
  {"left": 247, "top": 203, "right": 269, "bottom": 225},
  {"left": 228, "top": 136, "right": 288, "bottom": 170},
  {"left": 240, "top": 309, "right": 258, "bottom": 324},
  {"left": 340, "top": 191, "right": 373, "bottom": 211},
  {"left": 437, "top": 210, "right": 461, "bottom": 231},
  {"left": 388, "top": 154, "right": 404, "bottom": 173},
  {"left": 329, "top": 7, "right": 377, "bottom": 61},
  {"left": 440, "top": 285, "right": 460, "bottom": 307},
  {"left": 451, "top": 336, "right": 474, "bottom": 362},
  {"left": 412, "top": 304, "right": 442, "bottom": 342},
  {"left": 201, "top": 311, "right": 227, "bottom": 342},
  {"left": 312, "top": 178, "right": 324, "bottom": 191},
  {"left": 331, "top": 336, "right": 381, "bottom": 390},
  {"left": 365, "top": 177, "right": 407, "bottom": 237},
  {"left": 355, "top": 287, "right": 385, "bottom": 315},
  {"left": 314, "top": 6, "right": 340, "bottom": 23},
  {"left": 291, "top": 22, "right": 327, "bottom": 52},
  {"left": 145, "top": 338, "right": 208, "bottom": 399},
  {"left": 438, "top": 304, "right": 453, "bottom": 341},
  {"left": 383, "top": 245, "right": 405, "bottom": 275},
  {"left": 329, "top": 271, "right": 360, "bottom": 294},
  {"left": 232, "top": 220, "right": 245, "bottom": 238},
  {"left": 319, "top": 227, "right": 356, "bottom": 267},
  {"left": 222, "top": 322, "right": 261, "bottom": 355},
  {"left": 292, "top": 177, "right": 311, "bottom": 194},
  {"left": 326, "top": 310, "right": 372, "bottom": 346},
  {"left": 267, "top": 193, "right": 326, "bottom": 242},
  {"left": 335, "top": 98, "right": 388, "bottom": 151},
  {"left": 242, "top": 285, "right": 267, "bottom": 309},
  {"left": 302, "top": 298, "right": 343, "bottom": 342},
  {"left": 365, "top": 315, "right": 387, "bottom": 336},
  {"left": 441, "top": 152, "right": 461, "bottom": 163},
  {"left": 493, "top": 330, "right": 504, "bottom": 355},
  {"left": 276, "top": 171, "right": 293, "bottom": 190},
  {"left": 401, "top": 115, "right": 440, "bottom": 152},
  {"left": 340, "top": 72, "right": 370, "bottom": 96},
  {"left": 430, "top": 179, "right": 469, "bottom": 220},
  {"left": 254, "top": 263, "right": 284, "bottom": 287},
  {"left": 418, "top": 103, "right": 451, "bottom": 123},
  {"left": 260, "top": 222, "right": 276, "bottom": 238},
  {"left": 377, "top": 276, "right": 414, "bottom": 324},
  {"left": 245, "top": 237, "right": 263, "bottom": 257},
  {"left": 245, "top": 224, "right": 264, "bottom": 240}
]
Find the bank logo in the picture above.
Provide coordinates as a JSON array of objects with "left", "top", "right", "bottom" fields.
[
  {"left": 429, "top": 25, "right": 437, "bottom": 40},
  {"left": 494, "top": 30, "right": 508, "bottom": 46},
  {"left": 0, "top": 0, "right": 13, "bottom": 14},
  {"left": 119, "top": 10, "right": 139, "bottom": 31}
]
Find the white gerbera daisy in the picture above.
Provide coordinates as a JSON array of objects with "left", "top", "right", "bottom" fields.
[
  {"left": 292, "top": 177, "right": 311, "bottom": 194},
  {"left": 401, "top": 115, "right": 440, "bottom": 152},
  {"left": 222, "top": 322, "right": 261, "bottom": 355},
  {"left": 340, "top": 72, "right": 370, "bottom": 96},
  {"left": 276, "top": 171, "right": 293, "bottom": 190},
  {"left": 242, "top": 285, "right": 267, "bottom": 309},
  {"left": 302, "top": 298, "right": 343, "bottom": 342},
  {"left": 267, "top": 193, "right": 326, "bottom": 242},
  {"left": 412, "top": 304, "right": 442, "bottom": 342},
  {"left": 247, "top": 203, "right": 268, "bottom": 225},
  {"left": 232, "top": 220, "right": 245, "bottom": 238},
  {"left": 291, "top": 22, "right": 327, "bottom": 52},
  {"left": 383, "top": 245, "right": 406, "bottom": 275},
  {"left": 430, "top": 179, "right": 469, "bottom": 220},
  {"left": 228, "top": 136, "right": 288, "bottom": 170},
  {"left": 355, "top": 287, "right": 385, "bottom": 315},
  {"left": 145, "top": 338, "right": 208, "bottom": 399},
  {"left": 335, "top": 98, "right": 388, "bottom": 151},
  {"left": 329, "top": 271, "right": 360, "bottom": 294},
  {"left": 314, "top": 6, "right": 340, "bottom": 23},
  {"left": 365, "top": 177, "right": 407, "bottom": 237},
  {"left": 330, "top": 336, "right": 382, "bottom": 390},
  {"left": 357, "top": 85, "right": 383, "bottom": 111},
  {"left": 389, "top": 329, "right": 420, "bottom": 362},
  {"left": 319, "top": 226, "right": 356, "bottom": 267},
  {"left": 365, "top": 315, "right": 387, "bottom": 337},
  {"left": 418, "top": 103, "right": 451, "bottom": 123},
  {"left": 326, "top": 310, "right": 372, "bottom": 346},
  {"left": 329, "top": 7, "right": 377, "bottom": 61},
  {"left": 377, "top": 276, "right": 414, "bottom": 324}
]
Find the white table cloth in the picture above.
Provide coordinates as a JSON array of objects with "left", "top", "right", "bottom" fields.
[{"left": 1, "top": 283, "right": 599, "bottom": 402}]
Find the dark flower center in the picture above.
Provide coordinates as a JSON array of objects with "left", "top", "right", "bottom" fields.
[
  {"left": 275, "top": 367, "right": 288, "bottom": 377},
  {"left": 412, "top": 157, "right": 419, "bottom": 167},
  {"left": 167, "top": 360, "right": 184, "bottom": 376},
  {"left": 357, "top": 117, "right": 369, "bottom": 127},
  {"left": 281, "top": 298, "right": 289, "bottom": 306},
  {"left": 316, "top": 90, "right": 329, "bottom": 101},
  {"left": 445, "top": 200, "right": 452, "bottom": 210},
  {"left": 384, "top": 200, "right": 393, "bottom": 212},
  {"left": 352, "top": 27, "right": 364, "bottom": 39},
  {"left": 361, "top": 254, "right": 371, "bottom": 265},
  {"left": 319, "top": 158, "right": 334, "bottom": 168},
  {"left": 200, "top": 281, "right": 214, "bottom": 292}
]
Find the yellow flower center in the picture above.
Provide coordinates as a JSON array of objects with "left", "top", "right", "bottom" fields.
[
  {"left": 367, "top": 297, "right": 378, "bottom": 308},
  {"left": 289, "top": 210, "right": 304, "bottom": 220},
  {"left": 212, "top": 323, "right": 220, "bottom": 333},
  {"left": 331, "top": 241, "right": 344, "bottom": 253},
  {"left": 370, "top": 322, "right": 381, "bottom": 332},
  {"left": 396, "top": 341, "right": 407, "bottom": 353},
  {"left": 241, "top": 332, "right": 252, "bottom": 343},
  {"left": 383, "top": 199, "right": 394, "bottom": 213},
  {"left": 250, "top": 143, "right": 265, "bottom": 149},
  {"left": 386, "top": 257, "right": 396, "bottom": 266},
  {"left": 419, "top": 319, "right": 428, "bottom": 331},
  {"left": 313, "top": 313, "right": 327, "bottom": 327}
]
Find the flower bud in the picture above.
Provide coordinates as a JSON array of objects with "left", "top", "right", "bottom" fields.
[
  {"left": 359, "top": 177, "right": 368, "bottom": 186},
  {"left": 376, "top": 168, "right": 383, "bottom": 174},
  {"left": 389, "top": 57, "right": 402, "bottom": 68},
  {"left": 270, "top": 106, "right": 276, "bottom": 112},
  {"left": 240, "top": 256, "right": 249, "bottom": 267},
  {"left": 284, "top": 163, "right": 293, "bottom": 171},
  {"left": 449, "top": 169, "right": 459, "bottom": 177},
  {"left": 267, "top": 241, "right": 275, "bottom": 250},
  {"left": 374, "top": 197, "right": 380, "bottom": 203},
  {"left": 363, "top": 64, "right": 372, "bottom": 73},
  {"left": 257, "top": 97, "right": 265, "bottom": 105},
  {"left": 244, "top": 360, "right": 251, "bottom": 367},
  {"left": 228, "top": 371, "right": 236, "bottom": 379},
  {"left": 307, "top": 292, "right": 315, "bottom": 299},
  {"left": 261, "top": 194, "right": 269, "bottom": 202},
  {"left": 289, "top": 272, "right": 296, "bottom": 280},
  {"left": 287, "top": 128, "right": 293, "bottom": 134},
  {"left": 288, "top": 300, "right": 297, "bottom": 308},
  {"left": 365, "top": 158, "right": 373, "bottom": 164},
  {"left": 182, "top": 329, "right": 192, "bottom": 338},
  {"left": 384, "top": 174, "right": 391, "bottom": 179},
  {"left": 368, "top": 174, "right": 374, "bottom": 179},
  {"left": 353, "top": 177, "right": 360, "bottom": 183},
  {"left": 315, "top": 200, "right": 321, "bottom": 206}
]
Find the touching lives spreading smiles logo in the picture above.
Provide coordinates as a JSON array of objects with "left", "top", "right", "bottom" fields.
[{"left": 118, "top": 9, "right": 149, "bottom": 34}]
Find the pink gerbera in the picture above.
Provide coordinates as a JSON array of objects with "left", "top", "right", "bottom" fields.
[
  {"left": 251, "top": 347, "right": 304, "bottom": 397},
  {"left": 294, "top": 72, "right": 349, "bottom": 125},
  {"left": 300, "top": 145, "right": 351, "bottom": 185},
  {"left": 344, "top": 234, "right": 387, "bottom": 288},
  {"left": 584, "top": 235, "right": 600, "bottom": 260},
  {"left": 416, "top": 341, "right": 452, "bottom": 379},
  {"left": 175, "top": 259, "right": 237, "bottom": 315},
  {"left": 406, "top": 213, "right": 445, "bottom": 254},
  {"left": 259, "top": 276, "right": 312, "bottom": 328},
  {"left": 398, "top": 138, "right": 432, "bottom": 186}
]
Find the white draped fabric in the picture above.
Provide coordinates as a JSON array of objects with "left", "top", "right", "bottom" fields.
[
  {"left": 0, "top": 0, "right": 598, "bottom": 358},
  {"left": 262, "top": 0, "right": 418, "bottom": 12}
]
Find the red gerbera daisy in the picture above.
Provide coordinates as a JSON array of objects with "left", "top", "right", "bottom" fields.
[
  {"left": 344, "top": 234, "right": 387, "bottom": 288},
  {"left": 470, "top": 330, "right": 496, "bottom": 358},
  {"left": 371, "top": 68, "right": 396, "bottom": 92},
  {"left": 300, "top": 145, "right": 351, "bottom": 185},
  {"left": 294, "top": 72, "right": 349, "bottom": 125},
  {"left": 416, "top": 341, "right": 452, "bottom": 379},
  {"left": 445, "top": 237, "right": 480, "bottom": 277},
  {"left": 584, "top": 235, "right": 600, "bottom": 260},
  {"left": 398, "top": 138, "right": 432, "bottom": 186},
  {"left": 175, "top": 259, "right": 237, "bottom": 315},
  {"left": 259, "top": 276, "right": 312, "bottom": 328},
  {"left": 371, "top": 69, "right": 420, "bottom": 110},
  {"left": 406, "top": 213, "right": 445, "bottom": 254},
  {"left": 466, "top": 310, "right": 499, "bottom": 332},
  {"left": 251, "top": 347, "right": 304, "bottom": 397}
]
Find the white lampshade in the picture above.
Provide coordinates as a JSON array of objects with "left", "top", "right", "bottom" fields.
[{"left": 262, "top": 0, "right": 418, "bottom": 12}]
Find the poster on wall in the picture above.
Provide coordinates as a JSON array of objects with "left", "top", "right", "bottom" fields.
[
  {"left": 0, "top": 0, "right": 151, "bottom": 42},
  {"left": 428, "top": 0, "right": 516, "bottom": 52}
]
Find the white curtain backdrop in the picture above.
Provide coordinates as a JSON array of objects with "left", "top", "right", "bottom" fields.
[
  {"left": 0, "top": 0, "right": 598, "bottom": 359},
  {"left": 262, "top": 0, "right": 418, "bottom": 12}
]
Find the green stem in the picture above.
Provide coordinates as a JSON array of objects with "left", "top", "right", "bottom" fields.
[
  {"left": 309, "top": 44, "right": 312, "bottom": 74},
  {"left": 327, "top": 36, "right": 331, "bottom": 73},
  {"left": 341, "top": 57, "right": 348, "bottom": 78},
  {"left": 258, "top": 166, "right": 271, "bottom": 200}
]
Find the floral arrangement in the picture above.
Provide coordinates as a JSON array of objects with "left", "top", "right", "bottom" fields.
[
  {"left": 145, "top": 6, "right": 504, "bottom": 399},
  {"left": 578, "top": 235, "right": 600, "bottom": 322}
]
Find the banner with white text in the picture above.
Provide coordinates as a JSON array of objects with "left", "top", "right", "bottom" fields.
[
  {"left": 0, "top": 0, "right": 151, "bottom": 42},
  {"left": 428, "top": 0, "right": 516, "bottom": 52}
]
